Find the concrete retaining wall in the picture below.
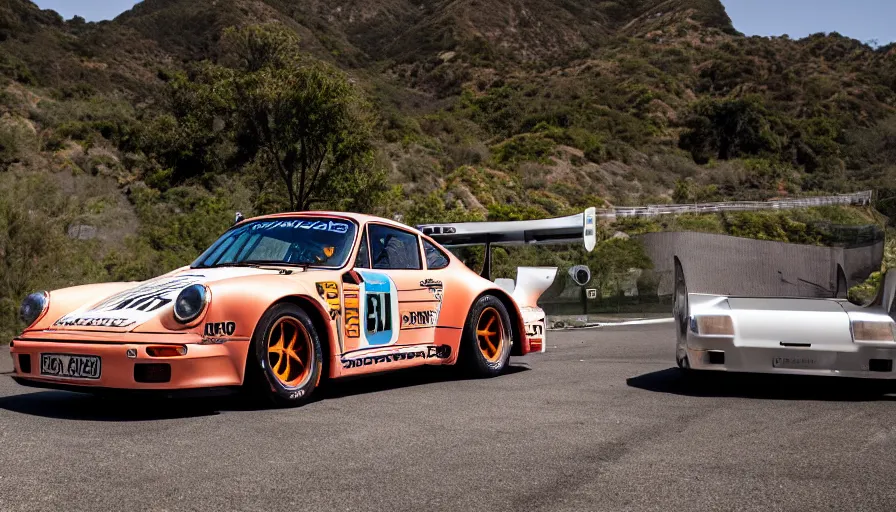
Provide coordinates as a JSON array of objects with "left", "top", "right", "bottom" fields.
[{"left": 638, "top": 231, "right": 884, "bottom": 298}]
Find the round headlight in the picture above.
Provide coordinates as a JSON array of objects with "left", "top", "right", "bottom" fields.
[
  {"left": 173, "top": 284, "right": 209, "bottom": 323},
  {"left": 20, "top": 291, "right": 49, "bottom": 327}
]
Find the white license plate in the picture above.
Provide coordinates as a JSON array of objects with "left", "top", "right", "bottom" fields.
[
  {"left": 772, "top": 355, "right": 826, "bottom": 370},
  {"left": 40, "top": 354, "right": 101, "bottom": 380}
]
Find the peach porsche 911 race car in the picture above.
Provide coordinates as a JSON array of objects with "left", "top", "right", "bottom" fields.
[{"left": 10, "top": 210, "right": 596, "bottom": 406}]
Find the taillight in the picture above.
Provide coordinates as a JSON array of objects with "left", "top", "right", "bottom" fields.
[
  {"left": 694, "top": 316, "right": 734, "bottom": 336},
  {"left": 851, "top": 321, "right": 896, "bottom": 342}
]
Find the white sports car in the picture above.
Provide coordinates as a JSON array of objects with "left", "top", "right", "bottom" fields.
[{"left": 674, "top": 259, "right": 896, "bottom": 378}]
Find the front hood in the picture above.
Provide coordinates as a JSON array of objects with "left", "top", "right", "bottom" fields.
[{"left": 50, "top": 266, "right": 298, "bottom": 332}]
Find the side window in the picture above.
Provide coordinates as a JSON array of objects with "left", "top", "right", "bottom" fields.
[
  {"left": 369, "top": 224, "right": 422, "bottom": 270},
  {"left": 355, "top": 231, "right": 370, "bottom": 269},
  {"left": 423, "top": 240, "right": 450, "bottom": 270}
]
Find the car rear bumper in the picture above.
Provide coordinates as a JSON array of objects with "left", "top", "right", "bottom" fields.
[
  {"left": 9, "top": 338, "right": 251, "bottom": 390},
  {"left": 686, "top": 335, "right": 896, "bottom": 379}
]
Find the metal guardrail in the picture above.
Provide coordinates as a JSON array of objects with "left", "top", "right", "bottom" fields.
[{"left": 598, "top": 191, "right": 873, "bottom": 219}]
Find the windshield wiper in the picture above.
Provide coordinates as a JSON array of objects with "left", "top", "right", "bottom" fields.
[
  {"left": 200, "top": 262, "right": 261, "bottom": 269},
  {"left": 206, "top": 261, "right": 311, "bottom": 270},
  {"left": 244, "top": 260, "right": 311, "bottom": 269}
]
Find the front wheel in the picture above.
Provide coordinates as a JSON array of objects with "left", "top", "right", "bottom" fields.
[
  {"left": 459, "top": 295, "right": 513, "bottom": 378},
  {"left": 246, "top": 303, "right": 323, "bottom": 407}
]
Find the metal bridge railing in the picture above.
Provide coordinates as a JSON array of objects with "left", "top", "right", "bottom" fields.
[{"left": 598, "top": 191, "right": 873, "bottom": 219}]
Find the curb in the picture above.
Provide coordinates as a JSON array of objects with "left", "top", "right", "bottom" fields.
[{"left": 548, "top": 317, "right": 674, "bottom": 331}]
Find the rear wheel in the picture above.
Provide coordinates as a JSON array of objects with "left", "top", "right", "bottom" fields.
[
  {"left": 246, "top": 303, "right": 323, "bottom": 407},
  {"left": 459, "top": 295, "right": 513, "bottom": 377}
]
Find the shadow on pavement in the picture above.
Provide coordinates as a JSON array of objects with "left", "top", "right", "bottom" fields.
[
  {"left": 627, "top": 368, "right": 896, "bottom": 402},
  {"left": 0, "top": 363, "right": 531, "bottom": 421}
]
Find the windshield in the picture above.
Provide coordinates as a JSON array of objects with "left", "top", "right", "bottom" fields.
[{"left": 192, "top": 217, "right": 357, "bottom": 269}]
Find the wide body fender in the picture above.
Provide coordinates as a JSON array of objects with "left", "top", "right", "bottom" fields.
[
  {"left": 435, "top": 263, "right": 533, "bottom": 357},
  {"left": 135, "top": 273, "right": 339, "bottom": 382}
]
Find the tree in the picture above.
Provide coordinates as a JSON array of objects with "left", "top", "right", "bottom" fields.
[
  {"left": 679, "top": 96, "right": 783, "bottom": 164},
  {"left": 587, "top": 238, "right": 653, "bottom": 297},
  {"left": 223, "top": 24, "right": 385, "bottom": 212}
]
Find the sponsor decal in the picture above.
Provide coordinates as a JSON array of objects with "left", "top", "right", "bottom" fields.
[
  {"left": 413, "top": 277, "right": 445, "bottom": 328},
  {"left": 93, "top": 275, "right": 204, "bottom": 313},
  {"left": 55, "top": 274, "right": 207, "bottom": 328},
  {"left": 201, "top": 337, "right": 230, "bottom": 345},
  {"left": 402, "top": 310, "right": 438, "bottom": 328},
  {"left": 344, "top": 291, "right": 361, "bottom": 338},
  {"left": 315, "top": 281, "right": 341, "bottom": 320},
  {"left": 420, "top": 279, "right": 444, "bottom": 301},
  {"left": 204, "top": 321, "right": 236, "bottom": 337},
  {"left": 249, "top": 219, "right": 349, "bottom": 234},
  {"left": 341, "top": 345, "right": 452, "bottom": 369},
  {"left": 526, "top": 322, "right": 544, "bottom": 338},
  {"left": 55, "top": 317, "right": 135, "bottom": 328}
]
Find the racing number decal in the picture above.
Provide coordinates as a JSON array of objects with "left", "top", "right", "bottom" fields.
[
  {"left": 366, "top": 292, "right": 392, "bottom": 335},
  {"left": 355, "top": 270, "right": 400, "bottom": 347}
]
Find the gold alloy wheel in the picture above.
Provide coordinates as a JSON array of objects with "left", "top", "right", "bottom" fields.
[
  {"left": 476, "top": 307, "right": 504, "bottom": 363},
  {"left": 267, "top": 317, "right": 313, "bottom": 387}
]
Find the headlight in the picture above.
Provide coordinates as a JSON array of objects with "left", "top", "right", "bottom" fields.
[
  {"left": 20, "top": 291, "right": 49, "bottom": 327},
  {"left": 173, "top": 284, "right": 209, "bottom": 323},
  {"left": 694, "top": 315, "right": 734, "bottom": 336},
  {"left": 851, "top": 321, "right": 896, "bottom": 342}
]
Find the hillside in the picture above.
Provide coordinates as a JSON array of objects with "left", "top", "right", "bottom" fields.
[{"left": 1, "top": 0, "right": 895, "bottom": 339}]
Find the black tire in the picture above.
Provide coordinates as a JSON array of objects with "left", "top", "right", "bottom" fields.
[
  {"left": 458, "top": 295, "right": 513, "bottom": 378},
  {"left": 245, "top": 303, "right": 324, "bottom": 407}
]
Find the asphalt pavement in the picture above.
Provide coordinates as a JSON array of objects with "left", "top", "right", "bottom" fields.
[{"left": 3, "top": 324, "right": 896, "bottom": 511}]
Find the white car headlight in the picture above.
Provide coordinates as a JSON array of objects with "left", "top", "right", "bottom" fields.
[
  {"left": 173, "top": 284, "right": 209, "bottom": 324},
  {"left": 693, "top": 315, "right": 734, "bottom": 336},
  {"left": 20, "top": 291, "right": 49, "bottom": 327},
  {"left": 851, "top": 321, "right": 896, "bottom": 342}
]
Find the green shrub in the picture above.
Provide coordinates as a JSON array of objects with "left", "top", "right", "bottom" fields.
[
  {"left": 491, "top": 134, "right": 555, "bottom": 165},
  {"left": 679, "top": 96, "right": 785, "bottom": 164}
]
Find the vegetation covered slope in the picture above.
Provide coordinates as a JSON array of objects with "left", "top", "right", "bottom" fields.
[{"left": 1, "top": 0, "right": 895, "bottom": 338}]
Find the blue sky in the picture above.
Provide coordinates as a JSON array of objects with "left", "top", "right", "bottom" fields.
[
  {"left": 34, "top": 0, "right": 140, "bottom": 22},
  {"left": 721, "top": 0, "right": 896, "bottom": 45},
  {"left": 33, "top": 0, "right": 896, "bottom": 45}
]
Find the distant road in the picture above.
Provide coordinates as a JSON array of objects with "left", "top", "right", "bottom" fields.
[{"left": 3, "top": 325, "right": 896, "bottom": 511}]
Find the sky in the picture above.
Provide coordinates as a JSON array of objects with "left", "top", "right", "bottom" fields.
[
  {"left": 34, "top": 0, "right": 140, "bottom": 22},
  {"left": 32, "top": 0, "right": 896, "bottom": 46},
  {"left": 721, "top": 0, "right": 896, "bottom": 45}
]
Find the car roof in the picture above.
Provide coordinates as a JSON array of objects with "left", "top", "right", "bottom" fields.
[{"left": 235, "top": 211, "right": 420, "bottom": 233}]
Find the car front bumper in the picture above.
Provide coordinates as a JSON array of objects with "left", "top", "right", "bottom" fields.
[
  {"left": 686, "top": 334, "right": 896, "bottom": 379},
  {"left": 9, "top": 337, "right": 251, "bottom": 391}
]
